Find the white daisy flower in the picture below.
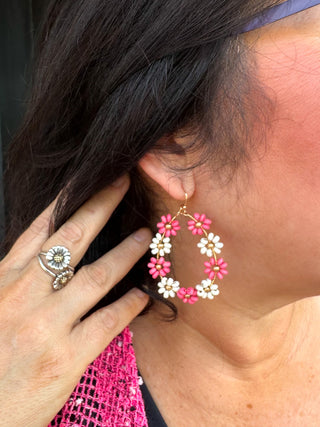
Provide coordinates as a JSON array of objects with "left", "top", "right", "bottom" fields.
[
  {"left": 197, "top": 232, "right": 224, "bottom": 256},
  {"left": 158, "top": 277, "right": 180, "bottom": 298},
  {"left": 46, "top": 245, "right": 71, "bottom": 270},
  {"left": 52, "top": 270, "right": 74, "bottom": 290},
  {"left": 149, "top": 233, "right": 172, "bottom": 256},
  {"left": 196, "top": 279, "right": 220, "bottom": 300}
]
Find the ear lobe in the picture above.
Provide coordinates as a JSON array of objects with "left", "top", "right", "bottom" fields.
[{"left": 138, "top": 152, "right": 195, "bottom": 201}]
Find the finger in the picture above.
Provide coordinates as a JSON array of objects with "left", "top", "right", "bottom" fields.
[
  {"left": 2, "top": 197, "right": 57, "bottom": 269},
  {"left": 40, "top": 175, "right": 129, "bottom": 266},
  {"left": 70, "top": 287, "right": 149, "bottom": 366},
  {"left": 53, "top": 228, "right": 152, "bottom": 323},
  {"left": 23, "top": 175, "right": 130, "bottom": 291}
]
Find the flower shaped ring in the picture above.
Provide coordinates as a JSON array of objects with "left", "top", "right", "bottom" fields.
[{"left": 38, "top": 245, "right": 75, "bottom": 290}]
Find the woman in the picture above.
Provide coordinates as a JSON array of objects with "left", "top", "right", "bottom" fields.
[{"left": 1, "top": 0, "right": 320, "bottom": 425}]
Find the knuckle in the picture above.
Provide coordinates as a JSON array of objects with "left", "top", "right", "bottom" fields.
[
  {"left": 124, "top": 242, "right": 140, "bottom": 260},
  {"left": 28, "top": 215, "right": 50, "bottom": 236},
  {"left": 124, "top": 291, "right": 143, "bottom": 313},
  {"left": 80, "top": 263, "right": 110, "bottom": 290},
  {"left": 98, "top": 307, "right": 119, "bottom": 331},
  {"left": 83, "top": 309, "right": 119, "bottom": 344},
  {"left": 59, "top": 219, "right": 84, "bottom": 244}
]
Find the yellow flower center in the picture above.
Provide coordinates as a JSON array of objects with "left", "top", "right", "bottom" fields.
[
  {"left": 54, "top": 254, "right": 64, "bottom": 263},
  {"left": 165, "top": 224, "right": 172, "bottom": 230}
]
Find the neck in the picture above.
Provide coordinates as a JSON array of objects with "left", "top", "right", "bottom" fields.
[
  {"left": 146, "top": 296, "right": 317, "bottom": 380},
  {"left": 145, "top": 214, "right": 318, "bottom": 377}
]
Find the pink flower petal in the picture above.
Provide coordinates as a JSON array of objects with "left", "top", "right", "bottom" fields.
[
  {"left": 217, "top": 272, "right": 224, "bottom": 280},
  {"left": 177, "top": 288, "right": 186, "bottom": 298},
  {"left": 220, "top": 269, "right": 228, "bottom": 275},
  {"left": 149, "top": 267, "right": 157, "bottom": 275},
  {"left": 152, "top": 271, "right": 159, "bottom": 279},
  {"left": 200, "top": 213, "right": 205, "bottom": 222},
  {"left": 208, "top": 271, "right": 215, "bottom": 280},
  {"left": 194, "top": 213, "right": 200, "bottom": 220}
]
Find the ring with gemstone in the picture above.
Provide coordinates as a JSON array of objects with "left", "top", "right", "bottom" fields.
[{"left": 37, "top": 245, "right": 75, "bottom": 290}]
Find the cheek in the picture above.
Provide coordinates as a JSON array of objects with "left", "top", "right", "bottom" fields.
[
  {"left": 251, "top": 38, "right": 320, "bottom": 221},
  {"left": 228, "top": 38, "right": 320, "bottom": 286}
]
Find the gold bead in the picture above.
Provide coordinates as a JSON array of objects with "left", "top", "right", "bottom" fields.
[
  {"left": 165, "top": 224, "right": 172, "bottom": 229},
  {"left": 195, "top": 222, "right": 202, "bottom": 228},
  {"left": 213, "top": 266, "right": 220, "bottom": 272}
]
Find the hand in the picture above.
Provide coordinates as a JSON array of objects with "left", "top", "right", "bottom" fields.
[{"left": 0, "top": 175, "right": 151, "bottom": 427}]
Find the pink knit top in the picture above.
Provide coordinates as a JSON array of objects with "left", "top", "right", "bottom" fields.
[{"left": 49, "top": 326, "right": 148, "bottom": 426}]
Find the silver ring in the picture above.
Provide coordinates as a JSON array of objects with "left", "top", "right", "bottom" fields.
[{"left": 37, "top": 245, "right": 75, "bottom": 290}]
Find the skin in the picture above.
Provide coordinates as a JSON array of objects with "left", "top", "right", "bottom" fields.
[
  {"left": 132, "top": 5, "right": 320, "bottom": 426},
  {"left": 0, "top": 176, "right": 151, "bottom": 426}
]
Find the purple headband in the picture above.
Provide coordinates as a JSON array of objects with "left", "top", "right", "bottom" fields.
[{"left": 240, "top": 0, "right": 320, "bottom": 33}]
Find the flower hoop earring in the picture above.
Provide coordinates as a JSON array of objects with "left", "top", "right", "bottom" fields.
[{"left": 148, "top": 194, "right": 228, "bottom": 304}]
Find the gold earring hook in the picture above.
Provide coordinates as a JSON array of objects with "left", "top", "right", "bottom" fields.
[{"left": 178, "top": 193, "right": 188, "bottom": 215}]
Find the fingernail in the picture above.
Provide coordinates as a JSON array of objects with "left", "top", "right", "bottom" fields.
[
  {"left": 133, "top": 228, "right": 151, "bottom": 242},
  {"left": 111, "top": 175, "right": 128, "bottom": 187}
]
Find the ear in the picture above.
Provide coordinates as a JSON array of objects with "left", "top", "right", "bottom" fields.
[{"left": 138, "top": 151, "right": 195, "bottom": 201}]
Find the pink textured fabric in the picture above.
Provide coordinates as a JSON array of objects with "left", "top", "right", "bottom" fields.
[{"left": 49, "top": 326, "right": 148, "bottom": 426}]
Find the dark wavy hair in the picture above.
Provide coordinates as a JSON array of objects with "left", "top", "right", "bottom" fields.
[{"left": 3, "top": 0, "right": 278, "bottom": 319}]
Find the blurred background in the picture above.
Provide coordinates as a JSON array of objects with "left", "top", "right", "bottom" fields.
[{"left": 0, "top": 0, "right": 49, "bottom": 241}]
